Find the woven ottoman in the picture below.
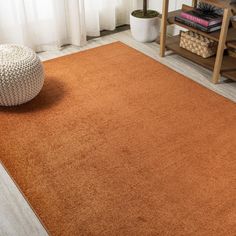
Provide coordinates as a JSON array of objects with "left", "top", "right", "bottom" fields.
[{"left": 0, "top": 44, "right": 44, "bottom": 106}]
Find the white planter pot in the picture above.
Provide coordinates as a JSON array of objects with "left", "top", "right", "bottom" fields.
[{"left": 130, "top": 14, "right": 161, "bottom": 43}]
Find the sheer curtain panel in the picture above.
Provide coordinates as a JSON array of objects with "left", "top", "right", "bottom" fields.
[
  {"left": 85, "top": 0, "right": 135, "bottom": 36},
  {"left": 0, "top": 0, "right": 86, "bottom": 51},
  {"left": 0, "top": 0, "right": 137, "bottom": 51}
]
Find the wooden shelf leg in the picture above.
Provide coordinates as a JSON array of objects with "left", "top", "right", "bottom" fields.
[
  {"left": 160, "top": 0, "right": 169, "bottom": 57},
  {"left": 212, "top": 8, "right": 231, "bottom": 84},
  {"left": 192, "top": 0, "right": 197, "bottom": 8}
]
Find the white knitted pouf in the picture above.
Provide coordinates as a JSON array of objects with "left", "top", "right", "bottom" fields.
[{"left": 0, "top": 44, "right": 44, "bottom": 106}]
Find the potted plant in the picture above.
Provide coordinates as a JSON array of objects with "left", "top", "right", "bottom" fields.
[{"left": 130, "top": 0, "right": 160, "bottom": 42}]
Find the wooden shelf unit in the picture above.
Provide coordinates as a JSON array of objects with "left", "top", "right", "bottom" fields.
[{"left": 159, "top": 0, "right": 236, "bottom": 83}]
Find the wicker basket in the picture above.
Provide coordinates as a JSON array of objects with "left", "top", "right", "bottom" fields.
[
  {"left": 180, "top": 31, "right": 218, "bottom": 58},
  {"left": 228, "top": 48, "right": 236, "bottom": 58}
]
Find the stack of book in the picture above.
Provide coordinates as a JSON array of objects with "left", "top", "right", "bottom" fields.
[{"left": 175, "top": 8, "right": 223, "bottom": 33}]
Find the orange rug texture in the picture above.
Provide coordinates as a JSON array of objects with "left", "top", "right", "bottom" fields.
[{"left": 1, "top": 42, "right": 236, "bottom": 235}]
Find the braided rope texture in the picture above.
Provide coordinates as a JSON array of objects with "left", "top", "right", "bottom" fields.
[{"left": 0, "top": 44, "right": 44, "bottom": 106}]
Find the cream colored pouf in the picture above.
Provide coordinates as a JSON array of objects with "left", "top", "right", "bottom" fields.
[{"left": 0, "top": 44, "right": 44, "bottom": 106}]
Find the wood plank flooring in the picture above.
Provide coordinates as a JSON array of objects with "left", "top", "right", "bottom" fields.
[
  {"left": 0, "top": 164, "right": 48, "bottom": 236},
  {"left": 0, "top": 30, "right": 235, "bottom": 236}
]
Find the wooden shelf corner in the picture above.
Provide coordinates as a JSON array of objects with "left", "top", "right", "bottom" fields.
[{"left": 159, "top": 0, "right": 236, "bottom": 83}]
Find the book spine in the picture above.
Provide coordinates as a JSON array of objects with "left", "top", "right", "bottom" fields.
[
  {"left": 175, "top": 17, "right": 208, "bottom": 32},
  {"left": 180, "top": 12, "right": 209, "bottom": 27}
]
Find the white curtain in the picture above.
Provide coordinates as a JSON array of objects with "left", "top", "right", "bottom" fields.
[
  {"left": 0, "top": 0, "right": 183, "bottom": 51},
  {"left": 85, "top": 0, "right": 135, "bottom": 36},
  {"left": 0, "top": 0, "right": 138, "bottom": 51},
  {"left": 0, "top": 0, "right": 87, "bottom": 52}
]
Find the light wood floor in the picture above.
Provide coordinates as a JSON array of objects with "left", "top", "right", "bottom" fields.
[
  {"left": 0, "top": 163, "right": 48, "bottom": 236},
  {"left": 1, "top": 30, "right": 235, "bottom": 236}
]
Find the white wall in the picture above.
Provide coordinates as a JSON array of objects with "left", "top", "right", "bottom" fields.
[
  {"left": 135, "top": 0, "right": 193, "bottom": 13},
  {"left": 175, "top": 0, "right": 192, "bottom": 9}
]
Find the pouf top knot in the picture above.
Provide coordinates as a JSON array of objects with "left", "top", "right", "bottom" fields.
[
  {"left": 0, "top": 44, "right": 36, "bottom": 63},
  {"left": 0, "top": 44, "right": 44, "bottom": 106}
]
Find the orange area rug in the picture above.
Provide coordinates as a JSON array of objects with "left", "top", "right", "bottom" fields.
[{"left": 1, "top": 42, "right": 236, "bottom": 235}]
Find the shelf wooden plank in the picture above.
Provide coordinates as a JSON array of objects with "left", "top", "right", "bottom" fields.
[
  {"left": 222, "top": 70, "right": 236, "bottom": 81},
  {"left": 173, "top": 19, "right": 236, "bottom": 43},
  {"left": 174, "top": 21, "right": 221, "bottom": 41},
  {"left": 165, "top": 35, "right": 236, "bottom": 81},
  {"left": 228, "top": 41, "right": 236, "bottom": 50}
]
